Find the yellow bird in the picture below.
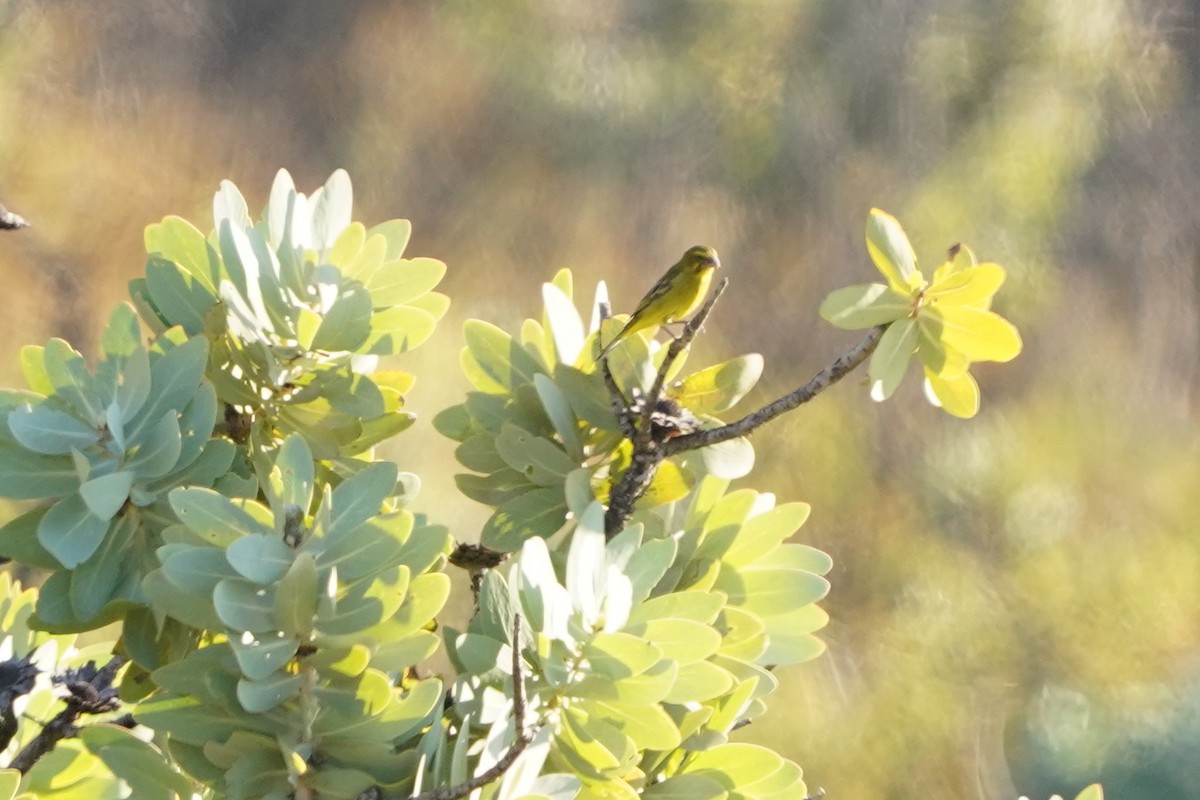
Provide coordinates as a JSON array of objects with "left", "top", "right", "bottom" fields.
[{"left": 597, "top": 245, "right": 720, "bottom": 359}]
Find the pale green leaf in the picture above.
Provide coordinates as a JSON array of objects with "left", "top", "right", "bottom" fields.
[
  {"left": 868, "top": 317, "right": 918, "bottom": 401},
  {"left": 213, "top": 578, "right": 276, "bottom": 632},
  {"left": 8, "top": 404, "right": 100, "bottom": 455},
  {"left": 819, "top": 283, "right": 911, "bottom": 329},
  {"left": 37, "top": 494, "right": 109, "bottom": 568},
  {"left": 700, "top": 436, "right": 755, "bottom": 480},
  {"left": 237, "top": 672, "right": 303, "bottom": 713},
  {"left": 227, "top": 534, "right": 294, "bottom": 585},
  {"left": 364, "top": 306, "right": 438, "bottom": 355},
  {"left": 312, "top": 286, "right": 373, "bottom": 352},
  {"left": 366, "top": 257, "right": 446, "bottom": 307},
  {"left": 866, "top": 208, "right": 921, "bottom": 292},
  {"left": 481, "top": 488, "right": 569, "bottom": 552}
]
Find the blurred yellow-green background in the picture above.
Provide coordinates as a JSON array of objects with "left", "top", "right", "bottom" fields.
[{"left": 0, "top": 2, "right": 1195, "bottom": 798}]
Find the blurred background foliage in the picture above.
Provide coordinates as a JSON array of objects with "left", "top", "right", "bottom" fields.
[{"left": 0, "top": 1, "right": 1194, "bottom": 798}]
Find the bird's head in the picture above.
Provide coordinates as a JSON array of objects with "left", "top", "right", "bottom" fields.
[{"left": 683, "top": 245, "right": 720, "bottom": 273}]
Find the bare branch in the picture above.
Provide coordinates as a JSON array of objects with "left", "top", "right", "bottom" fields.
[
  {"left": 409, "top": 615, "right": 532, "bottom": 800},
  {"left": 662, "top": 325, "right": 886, "bottom": 457}
]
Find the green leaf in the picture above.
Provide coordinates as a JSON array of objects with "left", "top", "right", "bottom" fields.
[
  {"left": 237, "top": 672, "right": 303, "bottom": 713},
  {"left": 115, "top": 345, "right": 152, "bottom": 424},
  {"left": 627, "top": 618, "right": 721, "bottom": 664},
  {"left": 454, "top": 435, "right": 507, "bottom": 473},
  {"left": 169, "top": 488, "right": 273, "bottom": 546},
  {"left": 0, "top": 506, "right": 59, "bottom": 569},
  {"left": 671, "top": 355, "right": 763, "bottom": 415},
  {"left": 664, "top": 661, "right": 735, "bottom": 703},
  {"left": 272, "top": 435, "right": 315, "bottom": 513},
  {"left": 365, "top": 219, "right": 412, "bottom": 261},
  {"left": 367, "top": 304, "right": 444, "bottom": 357},
  {"left": 42, "top": 338, "right": 102, "bottom": 424},
  {"left": 642, "top": 774, "right": 728, "bottom": 800},
  {"left": 160, "top": 546, "right": 239, "bottom": 595},
  {"left": 366, "top": 257, "right": 446, "bottom": 307},
  {"left": 0, "top": 444, "right": 76, "bottom": 499},
  {"left": 715, "top": 565, "right": 830, "bottom": 618},
  {"left": 273, "top": 552, "right": 319, "bottom": 637},
  {"left": 70, "top": 513, "right": 135, "bottom": 621},
  {"left": 124, "top": 411, "right": 184, "bottom": 480},
  {"left": 313, "top": 286, "right": 374, "bottom": 352},
  {"left": 144, "top": 256, "right": 216, "bottom": 334},
  {"left": 628, "top": 591, "right": 726, "bottom": 626},
  {"left": 866, "top": 208, "right": 921, "bottom": 293},
  {"left": 462, "top": 320, "right": 545, "bottom": 394},
  {"left": 819, "top": 283, "right": 911, "bottom": 329},
  {"left": 326, "top": 461, "right": 398, "bottom": 540},
  {"left": 495, "top": 424, "right": 576, "bottom": 485},
  {"left": 480, "top": 488, "right": 569, "bottom": 552},
  {"left": 7, "top": 405, "right": 100, "bottom": 455},
  {"left": 127, "top": 335, "right": 208, "bottom": 443},
  {"left": 533, "top": 373, "right": 583, "bottom": 459},
  {"left": 213, "top": 578, "right": 277, "bottom": 632},
  {"left": 455, "top": 470, "right": 531, "bottom": 506},
  {"left": 328, "top": 222, "right": 368, "bottom": 270},
  {"left": 18, "top": 345, "right": 54, "bottom": 395},
  {"left": 37, "top": 494, "right": 110, "bottom": 568},
  {"left": 313, "top": 514, "right": 409, "bottom": 582},
  {"left": 583, "top": 633, "right": 664, "bottom": 680},
  {"left": 316, "top": 568, "right": 408, "bottom": 636},
  {"left": 759, "top": 626, "right": 826, "bottom": 666},
  {"left": 0, "top": 769, "right": 18, "bottom": 800},
  {"left": 142, "top": 570, "right": 225, "bottom": 630},
  {"left": 229, "top": 632, "right": 299, "bottom": 681},
  {"left": 868, "top": 318, "right": 918, "bottom": 401},
  {"left": 145, "top": 215, "right": 218, "bottom": 291},
  {"left": 624, "top": 537, "right": 676, "bottom": 605},
  {"left": 721, "top": 503, "right": 812, "bottom": 567},
  {"left": 578, "top": 696, "right": 680, "bottom": 752},
  {"left": 227, "top": 534, "right": 294, "bottom": 585},
  {"left": 700, "top": 436, "right": 755, "bottom": 480},
  {"left": 1074, "top": 785, "right": 1104, "bottom": 800},
  {"left": 80, "top": 723, "right": 198, "bottom": 800}
]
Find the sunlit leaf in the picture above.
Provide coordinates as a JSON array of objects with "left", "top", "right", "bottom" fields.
[
  {"left": 867, "top": 317, "right": 918, "bottom": 401},
  {"left": 866, "top": 208, "right": 921, "bottom": 293},
  {"left": 923, "top": 304, "right": 1022, "bottom": 363},
  {"left": 924, "top": 370, "right": 980, "bottom": 419},
  {"left": 670, "top": 355, "right": 764, "bottom": 415}
]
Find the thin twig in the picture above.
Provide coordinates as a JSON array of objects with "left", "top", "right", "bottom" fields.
[
  {"left": 410, "top": 615, "right": 532, "bottom": 800},
  {"left": 662, "top": 325, "right": 886, "bottom": 457}
]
